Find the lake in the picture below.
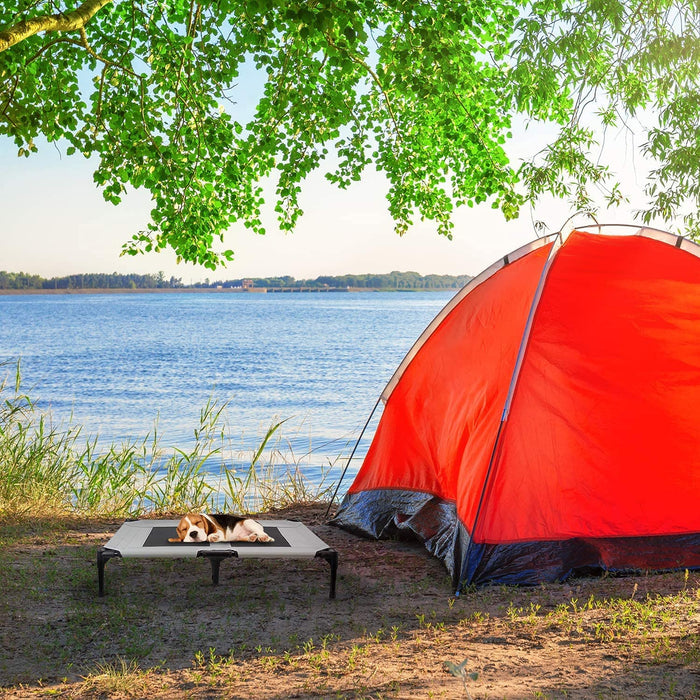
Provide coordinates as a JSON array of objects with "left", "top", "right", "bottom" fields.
[{"left": 0, "top": 290, "right": 454, "bottom": 492}]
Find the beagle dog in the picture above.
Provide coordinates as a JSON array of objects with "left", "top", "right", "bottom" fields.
[{"left": 168, "top": 513, "right": 275, "bottom": 543}]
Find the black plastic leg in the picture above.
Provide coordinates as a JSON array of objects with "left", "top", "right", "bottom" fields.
[
  {"left": 96, "top": 547, "right": 122, "bottom": 597},
  {"left": 210, "top": 557, "right": 221, "bottom": 585},
  {"left": 315, "top": 548, "right": 338, "bottom": 599},
  {"left": 197, "top": 551, "right": 238, "bottom": 586}
]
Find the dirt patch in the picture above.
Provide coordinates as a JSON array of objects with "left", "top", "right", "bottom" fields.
[{"left": 1, "top": 504, "right": 698, "bottom": 698}]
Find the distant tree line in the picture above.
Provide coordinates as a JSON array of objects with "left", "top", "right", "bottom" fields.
[
  {"left": 199, "top": 271, "right": 472, "bottom": 289},
  {"left": 0, "top": 271, "right": 184, "bottom": 289},
  {"left": 0, "top": 270, "right": 470, "bottom": 291}
]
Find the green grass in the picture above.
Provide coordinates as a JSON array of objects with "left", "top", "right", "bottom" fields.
[
  {"left": 0, "top": 506, "right": 698, "bottom": 698},
  {"left": 0, "top": 359, "right": 336, "bottom": 519},
  {"left": 3, "top": 359, "right": 700, "bottom": 698}
]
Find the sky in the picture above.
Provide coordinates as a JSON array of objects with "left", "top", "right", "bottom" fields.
[
  {"left": 0, "top": 104, "right": 664, "bottom": 284},
  {"left": 0, "top": 9, "right": 680, "bottom": 285}
]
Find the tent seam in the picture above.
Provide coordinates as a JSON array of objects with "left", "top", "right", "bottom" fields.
[{"left": 461, "top": 233, "right": 563, "bottom": 588}]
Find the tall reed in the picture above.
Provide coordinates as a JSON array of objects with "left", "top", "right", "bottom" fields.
[{"left": 0, "top": 360, "right": 336, "bottom": 520}]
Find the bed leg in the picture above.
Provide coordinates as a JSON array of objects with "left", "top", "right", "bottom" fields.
[
  {"left": 97, "top": 547, "right": 121, "bottom": 597},
  {"left": 198, "top": 551, "right": 238, "bottom": 586},
  {"left": 210, "top": 557, "right": 222, "bottom": 586},
  {"left": 315, "top": 548, "right": 338, "bottom": 599}
]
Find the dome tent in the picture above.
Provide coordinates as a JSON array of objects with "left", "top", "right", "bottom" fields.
[{"left": 331, "top": 226, "right": 700, "bottom": 589}]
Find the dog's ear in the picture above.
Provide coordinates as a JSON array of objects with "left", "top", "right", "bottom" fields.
[
  {"left": 168, "top": 517, "right": 188, "bottom": 542},
  {"left": 200, "top": 515, "right": 216, "bottom": 536},
  {"left": 168, "top": 526, "right": 186, "bottom": 541}
]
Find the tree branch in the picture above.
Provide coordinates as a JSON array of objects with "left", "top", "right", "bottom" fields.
[
  {"left": 324, "top": 32, "right": 402, "bottom": 143},
  {"left": 0, "top": 0, "right": 113, "bottom": 52}
]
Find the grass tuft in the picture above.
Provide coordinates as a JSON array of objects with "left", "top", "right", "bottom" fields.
[
  {"left": 0, "top": 360, "right": 336, "bottom": 519},
  {"left": 81, "top": 657, "right": 153, "bottom": 697}
]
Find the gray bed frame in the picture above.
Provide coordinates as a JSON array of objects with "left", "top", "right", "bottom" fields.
[{"left": 97, "top": 519, "right": 338, "bottom": 599}]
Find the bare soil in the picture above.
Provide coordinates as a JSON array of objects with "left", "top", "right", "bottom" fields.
[{"left": 0, "top": 503, "right": 698, "bottom": 698}]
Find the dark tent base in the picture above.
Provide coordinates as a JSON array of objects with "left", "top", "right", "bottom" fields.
[
  {"left": 332, "top": 489, "right": 700, "bottom": 589},
  {"left": 464, "top": 532, "right": 700, "bottom": 587}
]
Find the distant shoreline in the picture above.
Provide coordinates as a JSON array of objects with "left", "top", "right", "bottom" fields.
[{"left": 0, "top": 286, "right": 459, "bottom": 296}]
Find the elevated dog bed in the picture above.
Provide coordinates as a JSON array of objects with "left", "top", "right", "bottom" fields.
[{"left": 97, "top": 519, "right": 338, "bottom": 598}]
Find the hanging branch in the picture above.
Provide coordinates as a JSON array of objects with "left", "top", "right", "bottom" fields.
[{"left": 0, "top": 0, "right": 113, "bottom": 52}]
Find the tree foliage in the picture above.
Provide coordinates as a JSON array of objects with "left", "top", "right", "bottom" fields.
[
  {"left": 214, "top": 271, "right": 472, "bottom": 289},
  {"left": 0, "top": 270, "right": 183, "bottom": 289},
  {"left": 1, "top": 0, "right": 698, "bottom": 269},
  {"left": 0, "top": 269, "right": 469, "bottom": 290}
]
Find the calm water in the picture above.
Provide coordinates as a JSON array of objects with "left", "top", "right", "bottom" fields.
[{"left": 0, "top": 291, "right": 453, "bottom": 487}]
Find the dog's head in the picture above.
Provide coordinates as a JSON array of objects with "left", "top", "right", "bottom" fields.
[{"left": 168, "top": 514, "right": 215, "bottom": 543}]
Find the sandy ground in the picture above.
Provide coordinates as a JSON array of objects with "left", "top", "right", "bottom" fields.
[{"left": 0, "top": 503, "right": 698, "bottom": 698}]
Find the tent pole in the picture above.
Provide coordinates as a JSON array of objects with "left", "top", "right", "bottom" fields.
[
  {"left": 324, "top": 395, "right": 383, "bottom": 519},
  {"left": 460, "top": 233, "right": 562, "bottom": 591}
]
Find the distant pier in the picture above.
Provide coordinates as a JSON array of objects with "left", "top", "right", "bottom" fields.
[{"left": 262, "top": 286, "right": 349, "bottom": 293}]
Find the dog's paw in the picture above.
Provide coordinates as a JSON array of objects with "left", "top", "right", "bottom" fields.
[
  {"left": 259, "top": 534, "right": 275, "bottom": 543},
  {"left": 208, "top": 532, "right": 222, "bottom": 542}
]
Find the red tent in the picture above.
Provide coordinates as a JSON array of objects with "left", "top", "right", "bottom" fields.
[{"left": 332, "top": 226, "right": 700, "bottom": 588}]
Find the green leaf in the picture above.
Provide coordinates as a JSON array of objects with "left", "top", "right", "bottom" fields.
[
  {"left": 2, "top": 0, "right": 699, "bottom": 267},
  {"left": 444, "top": 659, "right": 469, "bottom": 677}
]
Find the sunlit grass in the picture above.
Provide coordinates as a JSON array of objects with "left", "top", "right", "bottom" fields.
[
  {"left": 501, "top": 577, "right": 700, "bottom": 649},
  {"left": 80, "top": 657, "right": 154, "bottom": 698},
  {"left": 0, "top": 360, "right": 336, "bottom": 520}
]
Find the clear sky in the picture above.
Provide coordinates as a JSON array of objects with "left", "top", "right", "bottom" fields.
[{"left": 0, "top": 119, "right": 664, "bottom": 284}]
